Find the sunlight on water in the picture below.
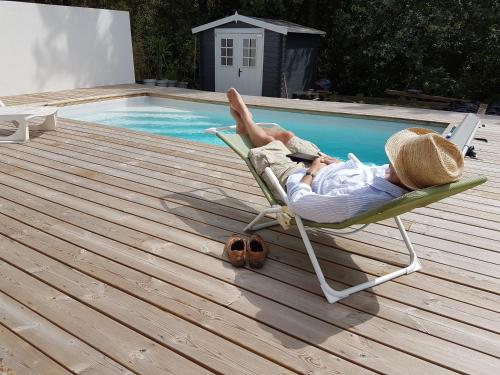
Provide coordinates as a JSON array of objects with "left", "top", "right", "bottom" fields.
[{"left": 60, "top": 97, "right": 444, "bottom": 165}]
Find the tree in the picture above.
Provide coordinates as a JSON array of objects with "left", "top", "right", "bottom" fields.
[{"left": 30, "top": 0, "right": 500, "bottom": 101}]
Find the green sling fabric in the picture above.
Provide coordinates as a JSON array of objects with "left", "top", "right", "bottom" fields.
[
  {"left": 216, "top": 131, "right": 487, "bottom": 230},
  {"left": 218, "top": 130, "right": 281, "bottom": 206}
]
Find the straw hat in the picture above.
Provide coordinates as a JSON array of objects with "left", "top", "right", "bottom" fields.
[{"left": 385, "top": 128, "right": 464, "bottom": 190}]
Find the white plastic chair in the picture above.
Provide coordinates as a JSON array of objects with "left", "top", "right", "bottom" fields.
[{"left": 0, "top": 99, "right": 58, "bottom": 143}]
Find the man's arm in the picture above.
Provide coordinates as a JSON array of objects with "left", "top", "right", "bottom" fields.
[
  {"left": 300, "top": 155, "right": 341, "bottom": 186},
  {"left": 300, "top": 157, "right": 327, "bottom": 185},
  {"left": 286, "top": 173, "right": 351, "bottom": 223}
]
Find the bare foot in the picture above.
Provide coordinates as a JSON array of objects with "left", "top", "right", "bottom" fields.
[
  {"left": 226, "top": 88, "right": 253, "bottom": 123},
  {"left": 230, "top": 108, "right": 246, "bottom": 134}
]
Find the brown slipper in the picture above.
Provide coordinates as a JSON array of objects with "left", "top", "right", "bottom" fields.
[
  {"left": 248, "top": 234, "right": 268, "bottom": 269},
  {"left": 224, "top": 234, "right": 247, "bottom": 267}
]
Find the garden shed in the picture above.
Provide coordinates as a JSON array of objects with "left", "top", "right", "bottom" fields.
[{"left": 192, "top": 12, "right": 325, "bottom": 97}]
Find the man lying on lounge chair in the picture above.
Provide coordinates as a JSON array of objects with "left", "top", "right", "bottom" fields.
[{"left": 226, "top": 88, "right": 464, "bottom": 223}]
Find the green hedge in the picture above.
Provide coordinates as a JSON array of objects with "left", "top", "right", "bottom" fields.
[{"left": 35, "top": 0, "right": 500, "bottom": 101}]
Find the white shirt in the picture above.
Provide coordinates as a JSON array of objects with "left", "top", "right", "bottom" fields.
[{"left": 285, "top": 156, "right": 408, "bottom": 223}]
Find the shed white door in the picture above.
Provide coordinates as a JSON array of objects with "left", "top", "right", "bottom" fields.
[{"left": 214, "top": 29, "right": 264, "bottom": 96}]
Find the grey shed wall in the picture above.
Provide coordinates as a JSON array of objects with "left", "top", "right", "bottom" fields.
[
  {"left": 198, "top": 29, "right": 215, "bottom": 91},
  {"left": 197, "top": 21, "right": 283, "bottom": 97},
  {"left": 262, "top": 29, "right": 283, "bottom": 97},
  {"left": 282, "top": 33, "right": 321, "bottom": 97}
]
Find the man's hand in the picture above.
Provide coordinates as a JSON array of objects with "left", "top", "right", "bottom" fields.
[
  {"left": 301, "top": 157, "right": 326, "bottom": 185},
  {"left": 309, "top": 157, "right": 327, "bottom": 173},
  {"left": 300, "top": 154, "right": 341, "bottom": 185},
  {"left": 318, "top": 153, "right": 341, "bottom": 165}
]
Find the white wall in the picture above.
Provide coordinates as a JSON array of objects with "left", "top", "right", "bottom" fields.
[{"left": 0, "top": 1, "right": 135, "bottom": 96}]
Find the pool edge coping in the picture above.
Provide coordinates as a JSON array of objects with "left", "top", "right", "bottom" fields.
[{"left": 45, "top": 88, "right": 461, "bottom": 134}]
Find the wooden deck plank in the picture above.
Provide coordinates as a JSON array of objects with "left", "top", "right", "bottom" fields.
[
  {"left": 55, "top": 117, "right": 495, "bottom": 197},
  {"left": 40, "top": 122, "right": 499, "bottom": 197},
  {"left": 1, "top": 142, "right": 498, "bottom": 304},
  {"left": 1, "top": 85, "right": 499, "bottom": 374},
  {"left": 0, "top": 326, "right": 71, "bottom": 375},
  {"left": 0, "top": 155, "right": 494, "bottom": 302},
  {"left": 46, "top": 123, "right": 500, "bottom": 249},
  {"left": 0, "top": 259, "right": 211, "bottom": 375},
  {"left": 0, "top": 175, "right": 497, "bottom": 374},
  {"left": 60, "top": 117, "right": 493, "bottom": 202},
  {"left": 0, "top": 217, "right": 443, "bottom": 375},
  {"left": 0, "top": 133, "right": 496, "bottom": 274},
  {"left": 0, "top": 211, "right": 371, "bottom": 375},
  {"left": 0, "top": 292, "right": 130, "bottom": 375},
  {"left": 0, "top": 193, "right": 498, "bottom": 360},
  {"left": 27, "top": 128, "right": 500, "bottom": 267},
  {"left": 51, "top": 125, "right": 500, "bottom": 211},
  {"left": 433, "top": 198, "right": 500, "bottom": 219},
  {"left": 59, "top": 120, "right": 250, "bottom": 168},
  {"left": 55, "top": 118, "right": 500, "bottom": 196},
  {"left": 24, "top": 138, "right": 263, "bottom": 204},
  {"left": 0, "top": 147, "right": 498, "bottom": 318},
  {"left": 31, "top": 134, "right": 262, "bottom": 196},
  {"left": 7, "top": 140, "right": 499, "bottom": 270},
  {"left": 43, "top": 124, "right": 258, "bottom": 182},
  {"left": 0, "top": 232, "right": 292, "bottom": 375},
  {"left": 0, "top": 162, "right": 497, "bottom": 320},
  {"left": 2, "top": 132, "right": 496, "bottom": 264},
  {"left": 1, "top": 140, "right": 498, "bottom": 278},
  {"left": 56, "top": 119, "right": 492, "bottom": 198}
]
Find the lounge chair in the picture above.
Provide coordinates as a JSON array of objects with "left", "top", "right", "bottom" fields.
[
  {"left": 206, "top": 123, "right": 487, "bottom": 303},
  {"left": 0, "top": 99, "right": 58, "bottom": 143}
]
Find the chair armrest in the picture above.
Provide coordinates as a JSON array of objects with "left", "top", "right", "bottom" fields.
[
  {"left": 347, "top": 153, "right": 361, "bottom": 164},
  {"left": 446, "top": 113, "right": 481, "bottom": 154},
  {"left": 205, "top": 125, "right": 236, "bottom": 134},
  {"left": 25, "top": 106, "right": 58, "bottom": 118},
  {"left": 264, "top": 167, "right": 289, "bottom": 203}
]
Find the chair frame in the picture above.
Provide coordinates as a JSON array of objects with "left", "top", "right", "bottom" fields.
[
  {"left": 206, "top": 123, "right": 484, "bottom": 303},
  {"left": 245, "top": 167, "right": 421, "bottom": 303},
  {"left": 0, "top": 100, "right": 58, "bottom": 143}
]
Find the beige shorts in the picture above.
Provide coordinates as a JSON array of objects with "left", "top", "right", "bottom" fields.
[{"left": 248, "top": 136, "right": 320, "bottom": 192}]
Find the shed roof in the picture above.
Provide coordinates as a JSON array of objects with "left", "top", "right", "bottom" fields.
[{"left": 191, "top": 12, "right": 326, "bottom": 35}]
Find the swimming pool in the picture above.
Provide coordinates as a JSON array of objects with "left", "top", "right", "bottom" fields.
[{"left": 60, "top": 96, "right": 445, "bottom": 165}]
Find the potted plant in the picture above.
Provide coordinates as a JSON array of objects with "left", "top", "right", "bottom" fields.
[
  {"left": 175, "top": 40, "right": 195, "bottom": 89},
  {"left": 164, "top": 63, "right": 177, "bottom": 87},
  {"left": 133, "top": 38, "right": 156, "bottom": 85},
  {"left": 142, "top": 55, "right": 157, "bottom": 85},
  {"left": 143, "top": 78, "right": 157, "bottom": 86},
  {"left": 142, "top": 58, "right": 157, "bottom": 85},
  {"left": 152, "top": 37, "right": 170, "bottom": 86},
  {"left": 156, "top": 79, "right": 169, "bottom": 86}
]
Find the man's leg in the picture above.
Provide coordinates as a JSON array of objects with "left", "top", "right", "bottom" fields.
[
  {"left": 230, "top": 108, "right": 246, "bottom": 135},
  {"left": 263, "top": 126, "right": 295, "bottom": 144},
  {"left": 227, "top": 88, "right": 294, "bottom": 147},
  {"left": 230, "top": 107, "right": 294, "bottom": 144}
]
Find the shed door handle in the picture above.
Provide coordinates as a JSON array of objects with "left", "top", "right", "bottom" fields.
[{"left": 238, "top": 68, "right": 242, "bottom": 77}]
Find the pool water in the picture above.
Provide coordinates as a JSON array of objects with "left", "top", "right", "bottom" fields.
[{"left": 60, "top": 96, "right": 444, "bottom": 165}]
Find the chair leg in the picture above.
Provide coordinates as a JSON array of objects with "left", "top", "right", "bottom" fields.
[
  {"left": 296, "top": 215, "right": 422, "bottom": 303},
  {"left": 244, "top": 206, "right": 282, "bottom": 232},
  {"left": 36, "top": 114, "right": 57, "bottom": 131},
  {"left": 0, "top": 118, "right": 29, "bottom": 143}
]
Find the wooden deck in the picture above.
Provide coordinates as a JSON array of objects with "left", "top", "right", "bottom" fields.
[{"left": 0, "top": 85, "right": 499, "bottom": 374}]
